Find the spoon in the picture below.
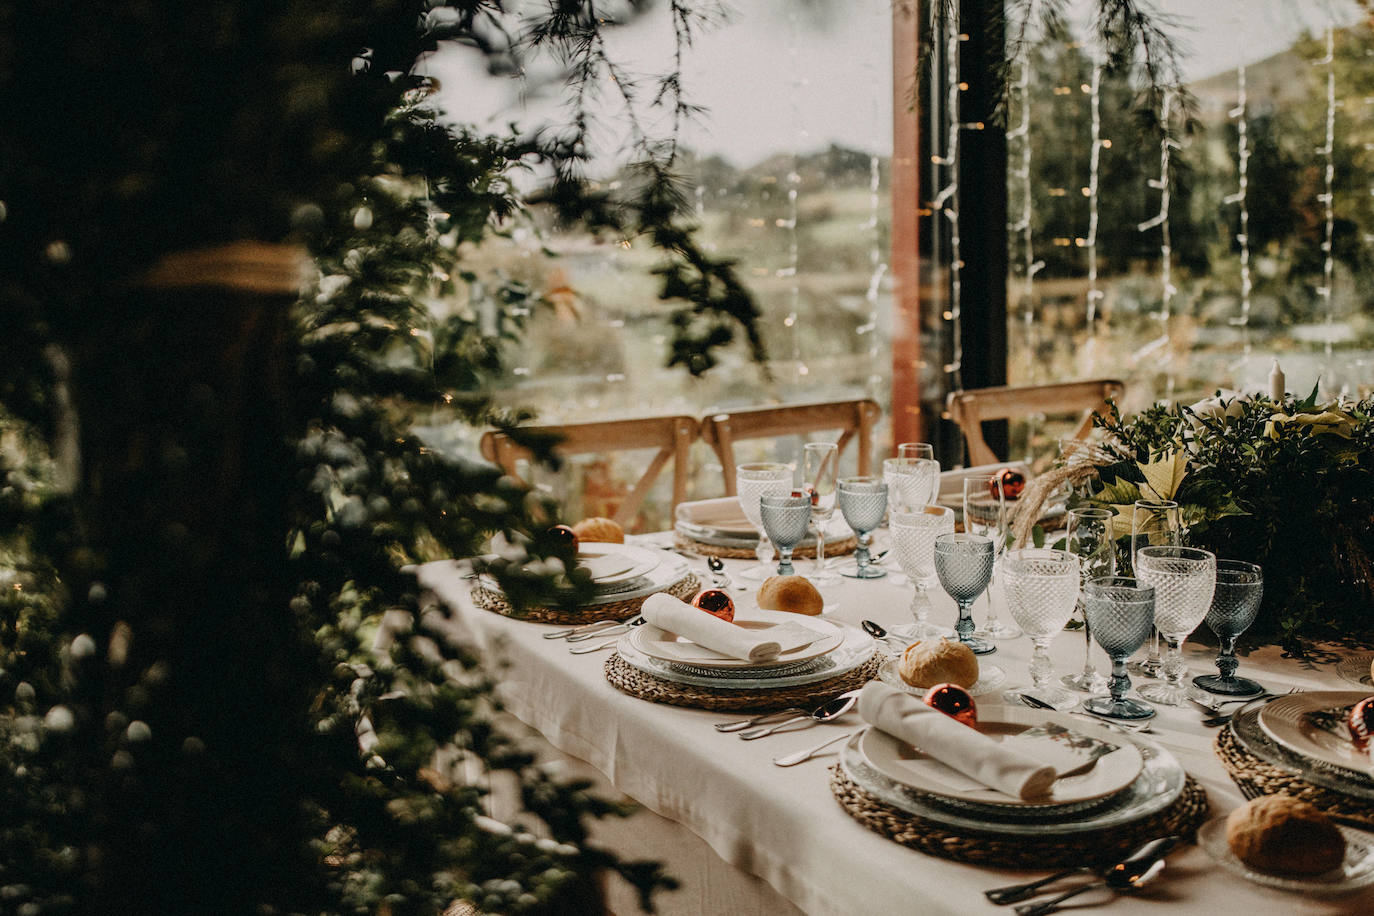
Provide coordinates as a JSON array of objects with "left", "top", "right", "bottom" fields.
[
  {"left": 985, "top": 836, "right": 1181, "bottom": 906},
  {"left": 861, "top": 620, "right": 909, "bottom": 652},
  {"left": 739, "top": 690, "right": 862, "bottom": 740},
  {"left": 772, "top": 730, "right": 856, "bottom": 766},
  {"left": 706, "top": 556, "right": 735, "bottom": 589},
  {"left": 564, "top": 615, "right": 645, "bottom": 642},
  {"left": 567, "top": 619, "right": 646, "bottom": 654},
  {"left": 1012, "top": 835, "right": 1179, "bottom": 915}
]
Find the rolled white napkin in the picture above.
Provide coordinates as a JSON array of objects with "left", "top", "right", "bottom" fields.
[
  {"left": 641, "top": 593, "right": 783, "bottom": 662},
  {"left": 858, "top": 682, "right": 1057, "bottom": 800}
]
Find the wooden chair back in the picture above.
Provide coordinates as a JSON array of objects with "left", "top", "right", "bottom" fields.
[
  {"left": 479, "top": 415, "right": 701, "bottom": 529},
  {"left": 699, "top": 399, "right": 882, "bottom": 496},
  {"left": 945, "top": 379, "right": 1125, "bottom": 466}
]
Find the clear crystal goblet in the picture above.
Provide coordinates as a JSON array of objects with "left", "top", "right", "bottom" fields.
[
  {"left": 802, "top": 442, "right": 840, "bottom": 584},
  {"left": 837, "top": 476, "right": 888, "bottom": 579},
  {"left": 1127, "top": 498, "right": 1180, "bottom": 678},
  {"left": 1000, "top": 549, "right": 1081, "bottom": 709},
  {"left": 1192, "top": 559, "right": 1265, "bottom": 697},
  {"left": 883, "top": 457, "right": 938, "bottom": 517},
  {"left": 934, "top": 533, "right": 996, "bottom": 655},
  {"left": 1082, "top": 576, "right": 1158, "bottom": 720},
  {"left": 1061, "top": 507, "right": 1115, "bottom": 693},
  {"left": 736, "top": 462, "right": 793, "bottom": 581},
  {"left": 890, "top": 507, "right": 955, "bottom": 641},
  {"left": 897, "top": 442, "right": 941, "bottom": 503},
  {"left": 759, "top": 493, "right": 811, "bottom": 577},
  {"left": 963, "top": 472, "right": 1021, "bottom": 640},
  {"left": 1134, "top": 546, "right": 1217, "bottom": 707}
]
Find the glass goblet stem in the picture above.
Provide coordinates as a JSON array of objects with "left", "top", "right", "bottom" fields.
[
  {"left": 1161, "top": 637, "right": 1187, "bottom": 691},
  {"left": 853, "top": 531, "right": 873, "bottom": 574},
  {"left": 910, "top": 584, "right": 932, "bottom": 633},
  {"left": 1214, "top": 635, "right": 1239, "bottom": 682},
  {"left": 755, "top": 533, "right": 774, "bottom": 568},
  {"left": 954, "top": 598, "right": 976, "bottom": 644},
  {"left": 813, "top": 520, "right": 827, "bottom": 574},
  {"left": 777, "top": 545, "right": 796, "bottom": 576},
  {"left": 1079, "top": 615, "right": 1095, "bottom": 677},
  {"left": 1030, "top": 637, "right": 1055, "bottom": 690},
  {"left": 1108, "top": 654, "right": 1132, "bottom": 706}
]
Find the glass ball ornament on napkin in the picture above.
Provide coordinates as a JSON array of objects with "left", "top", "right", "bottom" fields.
[
  {"left": 923, "top": 683, "right": 977, "bottom": 727},
  {"left": 691, "top": 588, "right": 736, "bottom": 623},
  {"left": 549, "top": 524, "right": 579, "bottom": 552},
  {"left": 991, "top": 467, "right": 1026, "bottom": 501},
  {"left": 1348, "top": 697, "right": 1374, "bottom": 748}
]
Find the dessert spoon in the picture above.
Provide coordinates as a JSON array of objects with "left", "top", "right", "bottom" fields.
[
  {"left": 1012, "top": 836, "right": 1175, "bottom": 915},
  {"left": 772, "top": 730, "right": 856, "bottom": 766},
  {"left": 739, "top": 690, "right": 861, "bottom": 739}
]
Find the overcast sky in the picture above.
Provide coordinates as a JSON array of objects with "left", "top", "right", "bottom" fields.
[{"left": 427, "top": 0, "right": 1365, "bottom": 169}]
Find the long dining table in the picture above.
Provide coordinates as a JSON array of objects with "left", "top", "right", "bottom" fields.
[{"left": 416, "top": 531, "right": 1374, "bottom": 916}]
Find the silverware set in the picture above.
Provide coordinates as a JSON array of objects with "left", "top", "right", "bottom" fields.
[
  {"left": 1189, "top": 687, "right": 1300, "bottom": 726},
  {"left": 545, "top": 615, "right": 646, "bottom": 653},
  {"left": 983, "top": 836, "right": 1181, "bottom": 912}
]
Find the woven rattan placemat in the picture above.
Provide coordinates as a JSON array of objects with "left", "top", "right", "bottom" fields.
[
  {"left": 673, "top": 532, "right": 857, "bottom": 561},
  {"left": 604, "top": 652, "right": 881, "bottom": 712},
  {"left": 830, "top": 766, "right": 1209, "bottom": 869},
  {"left": 1215, "top": 726, "right": 1374, "bottom": 828},
  {"left": 471, "top": 572, "right": 701, "bottom": 625}
]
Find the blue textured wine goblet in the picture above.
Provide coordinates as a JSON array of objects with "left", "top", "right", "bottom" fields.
[
  {"left": 933, "top": 533, "right": 995, "bottom": 655},
  {"left": 837, "top": 476, "right": 888, "bottom": 579},
  {"left": 1192, "top": 559, "right": 1265, "bottom": 697},
  {"left": 760, "top": 493, "right": 812, "bottom": 577},
  {"left": 1082, "top": 576, "right": 1157, "bottom": 720}
]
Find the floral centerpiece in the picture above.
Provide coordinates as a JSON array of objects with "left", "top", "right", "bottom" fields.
[{"left": 1011, "top": 387, "right": 1374, "bottom": 649}]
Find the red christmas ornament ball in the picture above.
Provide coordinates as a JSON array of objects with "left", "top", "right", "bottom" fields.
[
  {"left": 923, "top": 683, "right": 977, "bottom": 727},
  {"left": 692, "top": 588, "right": 736, "bottom": 623},
  {"left": 1348, "top": 697, "right": 1374, "bottom": 747},
  {"left": 991, "top": 468, "right": 1026, "bottom": 501},
  {"left": 549, "top": 524, "right": 580, "bottom": 552}
]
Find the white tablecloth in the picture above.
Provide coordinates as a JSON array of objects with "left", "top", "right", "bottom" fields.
[{"left": 416, "top": 536, "right": 1374, "bottom": 915}]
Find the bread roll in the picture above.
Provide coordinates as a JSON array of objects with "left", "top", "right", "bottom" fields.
[
  {"left": 571, "top": 516, "right": 625, "bottom": 544},
  {"left": 898, "top": 638, "right": 979, "bottom": 690},
  {"left": 1226, "top": 796, "right": 1346, "bottom": 876},
  {"left": 757, "top": 575, "right": 824, "bottom": 616}
]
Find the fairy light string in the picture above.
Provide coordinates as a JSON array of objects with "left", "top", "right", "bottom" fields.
[
  {"left": 1318, "top": 27, "right": 1337, "bottom": 363},
  {"left": 931, "top": 4, "right": 964, "bottom": 388},
  {"left": 1136, "top": 89, "right": 1179, "bottom": 398},
  {"left": 780, "top": 4, "right": 806, "bottom": 381},
  {"left": 1084, "top": 57, "right": 1104, "bottom": 359},
  {"left": 1224, "top": 54, "right": 1253, "bottom": 362}
]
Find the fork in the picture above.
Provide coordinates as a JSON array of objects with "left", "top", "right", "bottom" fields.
[
  {"left": 1200, "top": 687, "right": 1302, "bottom": 727},
  {"left": 714, "top": 707, "right": 806, "bottom": 733}
]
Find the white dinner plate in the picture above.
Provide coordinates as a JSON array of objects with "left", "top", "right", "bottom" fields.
[
  {"left": 876, "top": 656, "right": 1006, "bottom": 697},
  {"left": 1258, "top": 691, "right": 1374, "bottom": 776},
  {"left": 577, "top": 544, "right": 661, "bottom": 585},
  {"left": 1336, "top": 654, "right": 1374, "bottom": 690},
  {"left": 1197, "top": 816, "right": 1374, "bottom": 894},
  {"left": 629, "top": 609, "right": 843, "bottom": 669},
  {"left": 858, "top": 707, "right": 1144, "bottom": 809}
]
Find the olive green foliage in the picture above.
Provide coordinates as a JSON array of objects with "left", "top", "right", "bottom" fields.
[
  {"left": 0, "top": 1, "right": 769, "bottom": 913},
  {"left": 1083, "top": 392, "right": 1374, "bottom": 649}
]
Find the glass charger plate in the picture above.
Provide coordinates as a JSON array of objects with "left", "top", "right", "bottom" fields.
[
  {"left": 615, "top": 622, "right": 875, "bottom": 690},
  {"left": 1197, "top": 816, "right": 1374, "bottom": 894},
  {"left": 877, "top": 657, "right": 1006, "bottom": 697},
  {"left": 674, "top": 520, "right": 847, "bottom": 550},
  {"left": 630, "top": 611, "right": 844, "bottom": 668},
  {"left": 478, "top": 553, "right": 689, "bottom": 607},
  {"left": 578, "top": 544, "right": 661, "bottom": 586},
  {"left": 838, "top": 728, "right": 1186, "bottom": 835},
  {"left": 858, "top": 708, "right": 1143, "bottom": 812},
  {"left": 1229, "top": 702, "right": 1374, "bottom": 801},
  {"left": 1258, "top": 691, "right": 1374, "bottom": 778},
  {"left": 1337, "top": 654, "right": 1374, "bottom": 690}
]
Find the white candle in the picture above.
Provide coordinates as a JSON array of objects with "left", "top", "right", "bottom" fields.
[{"left": 1269, "top": 359, "right": 1286, "bottom": 402}]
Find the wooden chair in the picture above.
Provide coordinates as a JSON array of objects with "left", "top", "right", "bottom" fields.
[
  {"left": 945, "top": 379, "right": 1125, "bottom": 466},
  {"left": 699, "top": 399, "right": 882, "bottom": 496},
  {"left": 478, "top": 415, "right": 700, "bottom": 529}
]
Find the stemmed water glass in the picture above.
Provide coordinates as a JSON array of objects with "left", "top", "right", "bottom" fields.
[
  {"left": 897, "top": 442, "right": 940, "bottom": 504},
  {"left": 962, "top": 473, "right": 1021, "bottom": 640},
  {"left": 1134, "top": 546, "right": 1217, "bottom": 707},
  {"left": 884, "top": 457, "right": 939, "bottom": 517},
  {"left": 759, "top": 493, "right": 811, "bottom": 577},
  {"left": 1127, "top": 498, "right": 1181, "bottom": 677},
  {"left": 1082, "top": 577, "right": 1158, "bottom": 720},
  {"left": 934, "top": 533, "right": 996, "bottom": 655},
  {"left": 802, "top": 442, "right": 840, "bottom": 584},
  {"left": 1001, "top": 549, "right": 1081, "bottom": 709},
  {"left": 837, "top": 476, "right": 887, "bottom": 578},
  {"left": 890, "top": 507, "right": 955, "bottom": 641},
  {"left": 1192, "top": 560, "right": 1265, "bottom": 697},
  {"left": 1061, "top": 507, "right": 1115, "bottom": 693},
  {"left": 736, "top": 462, "right": 793, "bottom": 580}
]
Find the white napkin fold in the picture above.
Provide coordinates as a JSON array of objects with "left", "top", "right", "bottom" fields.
[
  {"left": 857, "top": 682, "right": 1057, "bottom": 800},
  {"left": 641, "top": 593, "right": 785, "bottom": 662}
]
